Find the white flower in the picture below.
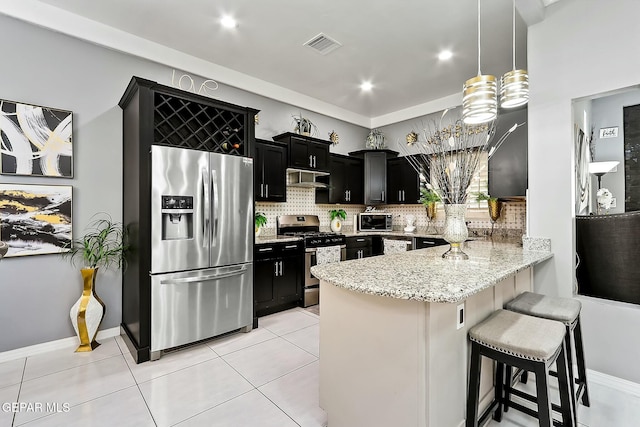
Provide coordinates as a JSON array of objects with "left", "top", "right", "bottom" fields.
[{"left": 597, "top": 188, "right": 613, "bottom": 209}]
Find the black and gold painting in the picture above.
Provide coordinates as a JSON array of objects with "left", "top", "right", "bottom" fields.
[
  {"left": 0, "top": 184, "right": 72, "bottom": 257},
  {"left": 0, "top": 99, "right": 73, "bottom": 178}
]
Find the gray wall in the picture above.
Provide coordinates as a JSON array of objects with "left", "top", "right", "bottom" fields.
[
  {"left": 528, "top": 0, "right": 640, "bottom": 383},
  {"left": 0, "top": 15, "right": 368, "bottom": 352},
  {"left": 591, "top": 89, "right": 640, "bottom": 214}
]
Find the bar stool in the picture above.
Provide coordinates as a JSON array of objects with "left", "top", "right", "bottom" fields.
[
  {"left": 466, "top": 309, "right": 574, "bottom": 427},
  {"left": 505, "top": 292, "right": 590, "bottom": 414}
]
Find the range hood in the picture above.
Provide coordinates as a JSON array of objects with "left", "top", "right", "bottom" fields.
[{"left": 286, "top": 168, "right": 329, "bottom": 188}]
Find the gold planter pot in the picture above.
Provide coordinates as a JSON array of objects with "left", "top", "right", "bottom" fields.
[
  {"left": 70, "top": 268, "right": 106, "bottom": 352},
  {"left": 488, "top": 199, "right": 503, "bottom": 223},
  {"left": 426, "top": 202, "right": 437, "bottom": 221}
]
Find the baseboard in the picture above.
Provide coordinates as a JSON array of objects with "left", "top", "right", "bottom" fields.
[
  {"left": 587, "top": 368, "right": 640, "bottom": 397},
  {"left": 0, "top": 327, "right": 120, "bottom": 363}
]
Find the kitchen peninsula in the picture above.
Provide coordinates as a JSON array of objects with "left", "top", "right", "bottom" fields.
[{"left": 310, "top": 240, "right": 552, "bottom": 427}]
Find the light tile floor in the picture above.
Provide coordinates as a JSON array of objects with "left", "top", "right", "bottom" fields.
[{"left": 0, "top": 307, "right": 639, "bottom": 426}]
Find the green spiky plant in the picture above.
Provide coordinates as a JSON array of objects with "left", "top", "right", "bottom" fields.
[
  {"left": 63, "top": 214, "right": 128, "bottom": 270},
  {"left": 475, "top": 192, "right": 497, "bottom": 202},
  {"left": 419, "top": 188, "right": 441, "bottom": 206}
]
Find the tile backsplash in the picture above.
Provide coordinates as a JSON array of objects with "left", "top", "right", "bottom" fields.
[{"left": 256, "top": 187, "right": 526, "bottom": 238}]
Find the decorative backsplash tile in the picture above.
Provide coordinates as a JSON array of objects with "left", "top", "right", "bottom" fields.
[{"left": 256, "top": 187, "right": 526, "bottom": 238}]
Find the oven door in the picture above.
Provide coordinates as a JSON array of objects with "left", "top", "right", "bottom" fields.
[{"left": 304, "top": 245, "right": 346, "bottom": 307}]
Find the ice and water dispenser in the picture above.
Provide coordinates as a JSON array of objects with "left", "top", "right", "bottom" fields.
[{"left": 161, "top": 195, "right": 194, "bottom": 240}]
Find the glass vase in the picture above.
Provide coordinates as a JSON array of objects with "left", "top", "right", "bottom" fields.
[{"left": 442, "top": 204, "right": 469, "bottom": 260}]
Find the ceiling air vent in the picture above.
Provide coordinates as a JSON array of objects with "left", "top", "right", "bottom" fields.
[{"left": 304, "top": 33, "right": 342, "bottom": 55}]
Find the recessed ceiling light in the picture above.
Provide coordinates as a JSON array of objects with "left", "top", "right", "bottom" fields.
[
  {"left": 360, "top": 81, "right": 373, "bottom": 91},
  {"left": 438, "top": 50, "right": 453, "bottom": 61},
  {"left": 220, "top": 15, "right": 238, "bottom": 29}
]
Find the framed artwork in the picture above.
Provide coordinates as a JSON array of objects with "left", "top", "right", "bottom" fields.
[
  {"left": 0, "top": 99, "right": 73, "bottom": 178},
  {"left": 575, "top": 126, "right": 590, "bottom": 215},
  {"left": 0, "top": 184, "right": 72, "bottom": 257}
]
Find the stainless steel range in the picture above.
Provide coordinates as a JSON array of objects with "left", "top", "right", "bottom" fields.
[{"left": 277, "top": 215, "right": 346, "bottom": 307}]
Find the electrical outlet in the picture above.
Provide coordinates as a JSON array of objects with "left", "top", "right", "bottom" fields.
[
  {"left": 611, "top": 198, "right": 617, "bottom": 208},
  {"left": 456, "top": 303, "right": 465, "bottom": 330}
]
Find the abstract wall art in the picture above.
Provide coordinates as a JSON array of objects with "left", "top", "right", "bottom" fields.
[
  {"left": 575, "top": 126, "right": 590, "bottom": 215},
  {"left": 0, "top": 184, "right": 72, "bottom": 257},
  {"left": 0, "top": 99, "right": 73, "bottom": 178}
]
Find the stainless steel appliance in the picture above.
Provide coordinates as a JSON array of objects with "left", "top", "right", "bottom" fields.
[
  {"left": 358, "top": 212, "right": 393, "bottom": 231},
  {"left": 149, "top": 145, "right": 253, "bottom": 360},
  {"left": 277, "top": 215, "right": 346, "bottom": 307}
]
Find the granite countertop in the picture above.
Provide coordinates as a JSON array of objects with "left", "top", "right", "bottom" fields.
[
  {"left": 255, "top": 235, "right": 303, "bottom": 245},
  {"left": 310, "top": 240, "right": 552, "bottom": 303}
]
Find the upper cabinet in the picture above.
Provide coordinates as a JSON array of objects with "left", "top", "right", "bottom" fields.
[
  {"left": 488, "top": 107, "right": 528, "bottom": 198},
  {"left": 316, "top": 153, "right": 363, "bottom": 204},
  {"left": 387, "top": 156, "right": 422, "bottom": 204},
  {"left": 273, "top": 132, "right": 330, "bottom": 172},
  {"left": 254, "top": 139, "right": 287, "bottom": 202},
  {"left": 349, "top": 149, "right": 398, "bottom": 205}
]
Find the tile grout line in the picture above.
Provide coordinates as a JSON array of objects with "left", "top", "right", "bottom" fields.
[
  {"left": 11, "top": 357, "right": 27, "bottom": 427},
  {"left": 121, "top": 350, "right": 159, "bottom": 427},
  {"left": 132, "top": 346, "right": 220, "bottom": 386},
  {"left": 211, "top": 354, "right": 309, "bottom": 427},
  {"left": 167, "top": 389, "right": 257, "bottom": 427}
]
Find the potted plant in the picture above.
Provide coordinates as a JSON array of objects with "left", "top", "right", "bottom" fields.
[
  {"left": 63, "top": 214, "right": 128, "bottom": 352},
  {"left": 255, "top": 212, "right": 267, "bottom": 237},
  {"left": 329, "top": 209, "right": 347, "bottom": 232},
  {"left": 420, "top": 187, "right": 441, "bottom": 222},
  {"left": 292, "top": 113, "right": 318, "bottom": 136}
]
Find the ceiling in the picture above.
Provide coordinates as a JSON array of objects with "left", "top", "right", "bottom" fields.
[{"left": 10, "top": 0, "right": 559, "bottom": 125}]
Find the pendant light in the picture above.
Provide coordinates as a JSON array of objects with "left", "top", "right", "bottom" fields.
[
  {"left": 500, "top": 0, "right": 529, "bottom": 108},
  {"left": 463, "top": 0, "right": 497, "bottom": 125}
]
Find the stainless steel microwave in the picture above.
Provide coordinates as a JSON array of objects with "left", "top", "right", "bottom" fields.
[{"left": 358, "top": 213, "right": 393, "bottom": 231}]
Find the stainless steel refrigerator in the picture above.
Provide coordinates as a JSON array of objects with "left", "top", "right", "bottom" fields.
[{"left": 149, "top": 145, "right": 253, "bottom": 360}]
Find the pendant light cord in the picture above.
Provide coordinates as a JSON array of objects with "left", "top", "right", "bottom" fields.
[
  {"left": 512, "top": 0, "right": 516, "bottom": 70},
  {"left": 477, "top": 0, "right": 481, "bottom": 75}
]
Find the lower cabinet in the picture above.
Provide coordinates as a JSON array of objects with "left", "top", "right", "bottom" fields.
[
  {"left": 254, "top": 241, "right": 303, "bottom": 321},
  {"left": 413, "top": 237, "right": 448, "bottom": 249},
  {"left": 346, "top": 236, "right": 377, "bottom": 259}
]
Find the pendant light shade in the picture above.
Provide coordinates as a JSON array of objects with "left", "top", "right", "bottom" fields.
[
  {"left": 500, "top": 69, "right": 529, "bottom": 108},
  {"left": 462, "top": 0, "right": 497, "bottom": 125},
  {"left": 500, "top": 0, "right": 529, "bottom": 108},
  {"left": 463, "top": 75, "right": 498, "bottom": 124}
]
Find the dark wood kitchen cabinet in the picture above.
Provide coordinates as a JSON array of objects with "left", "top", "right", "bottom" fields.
[
  {"left": 349, "top": 149, "right": 398, "bottom": 205},
  {"left": 119, "top": 76, "right": 258, "bottom": 363},
  {"left": 488, "top": 107, "right": 528, "bottom": 198},
  {"left": 346, "top": 236, "right": 373, "bottom": 260},
  {"left": 254, "top": 139, "right": 287, "bottom": 202},
  {"left": 413, "top": 236, "right": 448, "bottom": 249},
  {"left": 273, "top": 132, "right": 330, "bottom": 172},
  {"left": 254, "top": 241, "right": 304, "bottom": 320},
  {"left": 387, "top": 156, "right": 422, "bottom": 204},
  {"left": 316, "top": 154, "right": 364, "bottom": 204}
]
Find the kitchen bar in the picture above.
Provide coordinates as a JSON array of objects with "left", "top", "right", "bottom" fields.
[{"left": 311, "top": 240, "right": 552, "bottom": 427}]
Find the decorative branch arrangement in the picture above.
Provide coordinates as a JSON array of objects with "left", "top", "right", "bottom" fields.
[{"left": 398, "top": 109, "right": 525, "bottom": 204}]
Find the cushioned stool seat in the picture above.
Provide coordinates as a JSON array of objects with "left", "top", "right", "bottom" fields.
[
  {"left": 466, "top": 309, "right": 574, "bottom": 427},
  {"left": 505, "top": 292, "right": 590, "bottom": 412},
  {"left": 505, "top": 291, "right": 581, "bottom": 324}
]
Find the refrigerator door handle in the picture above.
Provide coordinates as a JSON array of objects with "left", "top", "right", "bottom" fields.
[
  {"left": 160, "top": 266, "right": 249, "bottom": 285},
  {"left": 211, "top": 168, "right": 219, "bottom": 247},
  {"left": 202, "top": 168, "right": 210, "bottom": 247}
]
